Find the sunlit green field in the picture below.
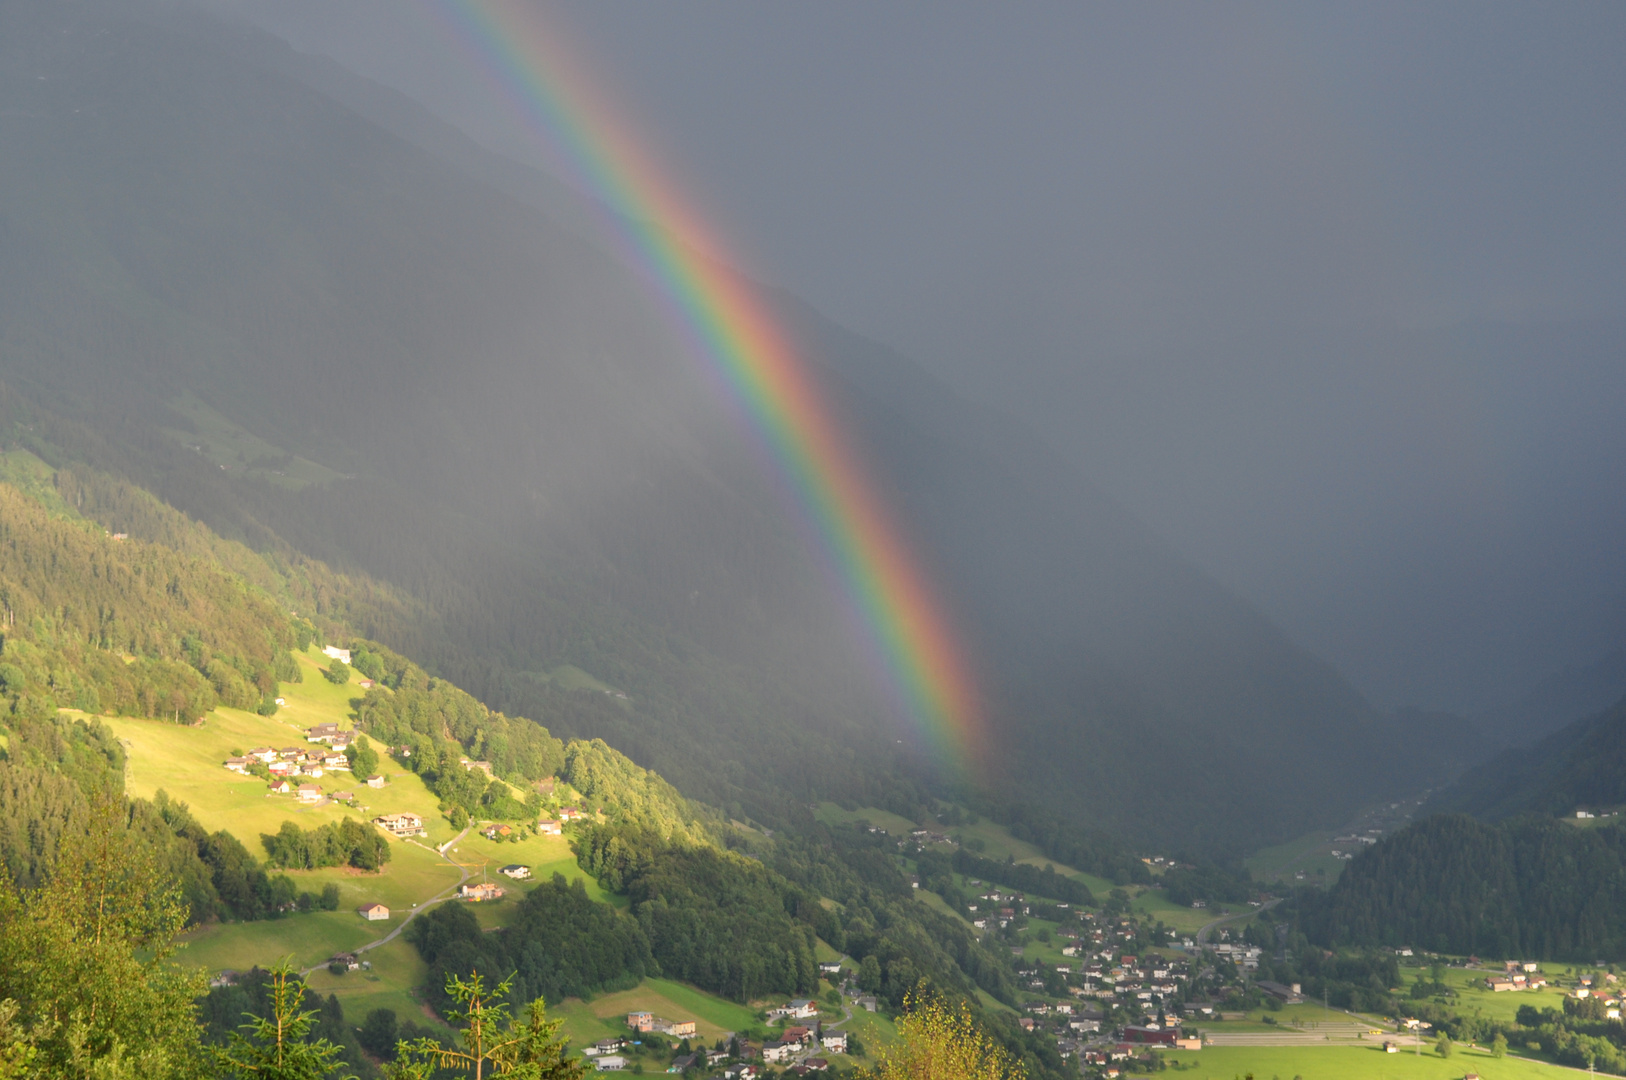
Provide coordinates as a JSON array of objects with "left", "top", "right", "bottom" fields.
[
  {"left": 1164, "top": 1043, "right": 1579, "bottom": 1080},
  {"left": 1433, "top": 965, "right": 1567, "bottom": 1025}
]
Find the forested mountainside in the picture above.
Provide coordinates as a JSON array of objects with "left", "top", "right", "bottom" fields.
[
  {"left": 1423, "top": 694, "right": 1626, "bottom": 822},
  {"left": 1294, "top": 813, "right": 1626, "bottom": 962},
  {"left": 0, "top": 467, "right": 1079, "bottom": 1080},
  {"left": 0, "top": 0, "right": 1463, "bottom": 853}
]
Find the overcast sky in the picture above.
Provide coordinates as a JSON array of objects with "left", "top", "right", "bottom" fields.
[{"left": 208, "top": 0, "right": 1626, "bottom": 716}]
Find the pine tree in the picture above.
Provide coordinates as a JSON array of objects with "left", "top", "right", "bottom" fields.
[
  {"left": 386, "top": 970, "right": 585, "bottom": 1080},
  {"left": 214, "top": 963, "right": 356, "bottom": 1080}
]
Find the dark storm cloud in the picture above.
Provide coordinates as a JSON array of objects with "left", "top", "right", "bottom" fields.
[{"left": 201, "top": 0, "right": 1626, "bottom": 715}]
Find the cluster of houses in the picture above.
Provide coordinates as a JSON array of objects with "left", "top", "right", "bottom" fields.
[
  {"left": 968, "top": 884, "right": 1031, "bottom": 931},
  {"left": 1485, "top": 961, "right": 1549, "bottom": 992},
  {"left": 222, "top": 724, "right": 385, "bottom": 796}
]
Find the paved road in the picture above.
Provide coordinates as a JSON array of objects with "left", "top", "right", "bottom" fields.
[
  {"left": 300, "top": 822, "right": 474, "bottom": 976},
  {"left": 1194, "top": 897, "right": 1281, "bottom": 944}
]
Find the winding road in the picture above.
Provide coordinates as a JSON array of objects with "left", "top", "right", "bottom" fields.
[
  {"left": 299, "top": 822, "right": 475, "bottom": 976},
  {"left": 1194, "top": 897, "right": 1280, "bottom": 944}
]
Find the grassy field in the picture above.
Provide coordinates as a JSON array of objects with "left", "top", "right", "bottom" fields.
[
  {"left": 1245, "top": 828, "right": 1349, "bottom": 886},
  {"left": 161, "top": 390, "right": 344, "bottom": 490},
  {"left": 1162, "top": 1043, "right": 1580, "bottom": 1080},
  {"left": 814, "top": 802, "right": 921, "bottom": 835},
  {"left": 1434, "top": 966, "right": 1566, "bottom": 1025},
  {"left": 301, "top": 937, "right": 446, "bottom": 1036}
]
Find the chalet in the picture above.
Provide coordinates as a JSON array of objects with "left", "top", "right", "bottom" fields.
[
  {"left": 593, "top": 1055, "right": 627, "bottom": 1071},
  {"left": 761, "top": 1041, "right": 794, "bottom": 1064},
  {"left": 558, "top": 806, "right": 586, "bottom": 822},
  {"left": 357, "top": 679, "right": 375, "bottom": 689},
  {"left": 269, "top": 779, "right": 293, "bottom": 794},
  {"left": 769, "top": 999, "right": 818, "bottom": 1020},
  {"left": 817, "top": 961, "right": 843, "bottom": 976},
  {"left": 499, "top": 864, "right": 531, "bottom": 880},
  {"left": 537, "top": 819, "right": 563, "bottom": 836},
  {"left": 296, "top": 784, "right": 323, "bottom": 802},
  {"left": 249, "top": 747, "right": 278, "bottom": 762},
  {"left": 266, "top": 761, "right": 293, "bottom": 776},
  {"left": 331, "top": 953, "right": 361, "bottom": 971},
  {"left": 358, "top": 903, "right": 389, "bottom": 921},
  {"left": 821, "top": 1031, "right": 847, "bottom": 1054},
  {"left": 459, "top": 882, "right": 504, "bottom": 902},
  {"left": 331, "top": 791, "right": 354, "bottom": 803},
  {"left": 224, "top": 757, "right": 251, "bottom": 773},
  {"left": 322, "top": 646, "right": 351, "bottom": 664},
  {"left": 321, "top": 752, "right": 349, "bottom": 769},
  {"left": 482, "top": 824, "right": 513, "bottom": 840},
  {"left": 781, "top": 1026, "right": 812, "bottom": 1047},
  {"left": 366, "top": 775, "right": 385, "bottom": 788},
  {"left": 373, "top": 813, "right": 425, "bottom": 837},
  {"left": 306, "top": 723, "right": 342, "bottom": 743}
]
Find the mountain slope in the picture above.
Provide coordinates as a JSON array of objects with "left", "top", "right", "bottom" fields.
[
  {"left": 0, "top": 0, "right": 1447, "bottom": 853},
  {"left": 1424, "top": 694, "right": 1626, "bottom": 821}
]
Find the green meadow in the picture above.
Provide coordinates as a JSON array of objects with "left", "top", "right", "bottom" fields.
[
  {"left": 86, "top": 643, "right": 779, "bottom": 1056},
  {"left": 1162, "top": 1043, "right": 1579, "bottom": 1080}
]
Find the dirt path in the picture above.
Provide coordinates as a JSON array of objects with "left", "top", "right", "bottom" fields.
[{"left": 300, "top": 821, "right": 474, "bottom": 976}]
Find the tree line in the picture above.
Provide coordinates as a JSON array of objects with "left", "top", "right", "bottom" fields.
[{"left": 1295, "top": 813, "right": 1626, "bottom": 961}]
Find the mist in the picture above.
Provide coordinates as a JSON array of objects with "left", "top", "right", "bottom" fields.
[{"left": 190, "top": 1, "right": 1626, "bottom": 723}]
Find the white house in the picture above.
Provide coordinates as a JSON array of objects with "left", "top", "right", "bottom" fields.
[
  {"left": 322, "top": 646, "right": 352, "bottom": 664},
  {"left": 593, "top": 1055, "right": 627, "bottom": 1071},
  {"left": 296, "top": 784, "right": 323, "bottom": 802}
]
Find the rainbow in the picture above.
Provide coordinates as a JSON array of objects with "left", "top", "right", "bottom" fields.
[{"left": 434, "top": 0, "right": 986, "bottom": 773}]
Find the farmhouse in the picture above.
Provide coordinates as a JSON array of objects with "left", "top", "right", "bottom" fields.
[
  {"left": 322, "top": 646, "right": 351, "bottom": 664},
  {"left": 296, "top": 784, "right": 323, "bottom": 802},
  {"left": 537, "top": 819, "right": 563, "bottom": 835},
  {"left": 269, "top": 779, "right": 292, "bottom": 794},
  {"left": 223, "top": 757, "right": 251, "bottom": 773},
  {"left": 499, "top": 865, "right": 531, "bottom": 880},
  {"left": 306, "top": 723, "right": 342, "bottom": 743},
  {"left": 373, "top": 812, "right": 425, "bottom": 837},
  {"left": 358, "top": 903, "right": 389, "bottom": 921},
  {"left": 366, "top": 775, "right": 385, "bottom": 788},
  {"left": 459, "top": 882, "right": 504, "bottom": 902}
]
